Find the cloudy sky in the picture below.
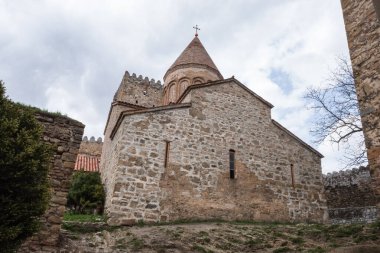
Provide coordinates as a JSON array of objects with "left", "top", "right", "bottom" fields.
[{"left": 1, "top": 0, "right": 355, "bottom": 173}]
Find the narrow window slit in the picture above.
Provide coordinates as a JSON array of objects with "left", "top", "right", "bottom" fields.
[
  {"left": 164, "top": 141, "right": 170, "bottom": 168},
  {"left": 290, "top": 164, "right": 295, "bottom": 188},
  {"left": 229, "top": 149, "right": 235, "bottom": 179}
]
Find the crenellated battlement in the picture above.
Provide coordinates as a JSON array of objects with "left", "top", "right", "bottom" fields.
[
  {"left": 82, "top": 136, "right": 103, "bottom": 143},
  {"left": 79, "top": 136, "right": 103, "bottom": 157},
  {"left": 104, "top": 70, "right": 165, "bottom": 138},
  {"left": 121, "top": 71, "right": 162, "bottom": 89},
  {"left": 113, "top": 71, "right": 164, "bottom": 108},
  {"left": 323, "top": 166, "right": 378, "bottom": 224},
  {"left": 323, "top": 166, "right": 371, "bottom": 188}
]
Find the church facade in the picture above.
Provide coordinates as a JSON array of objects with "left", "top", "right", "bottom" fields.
[{"left": 100, "top": 35, "right": 328, "bottom": 225}]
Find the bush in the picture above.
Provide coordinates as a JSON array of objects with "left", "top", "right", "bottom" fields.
[
  {"left": 0, "top": 81, "right": 51, "bottom": 252},
  {"left": 67, "top": 171, "right": 105, "bottom": 214}
]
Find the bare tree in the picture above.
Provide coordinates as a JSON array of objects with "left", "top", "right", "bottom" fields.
[{"left": 305, "top": 58, "right": 367, "bottom": 168}]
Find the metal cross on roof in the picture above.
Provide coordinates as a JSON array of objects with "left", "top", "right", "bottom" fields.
[{"left": 193, "top": 25, "right": 200, "bottom": 36}]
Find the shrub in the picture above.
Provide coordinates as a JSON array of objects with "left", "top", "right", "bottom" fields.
[
  {"left": 0, "top": 81, "right": 51, "bottom": 252},
  {"left": 67, "top": 171, "right": 105, "bottom": 214}
]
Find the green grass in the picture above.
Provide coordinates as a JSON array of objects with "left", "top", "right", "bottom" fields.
[
  {"left": 115, "top": 238, "right": 127, "bottom": 249},
  {"left": 273, "top": 247, "right": 291, "bottom": 253},
  {"left": 272, "top": 231, "right": 287, "bottom": 239},
  {"left": 137, "top": 219, "right": 145, "bottom": 227},
  {"left": 307, "top": 246, "right": 326, "bottom": 253},
  {"left": 353, "top": 233, "right": 379, "bottom": 243},
  {"left": 216, "top": 242, "right": 233, "bottom": 250},
  {"left": 59, "top": 218, "right": 380, "bottom": 252},
  {"left": 290, "top": 236, "right": 305, "bottom": 244},
  {"left": 192, "top": 245, "right": 214, "bottom": 253},
  {"left": 198, "top": 230, "right": 209, "bottom": 236},
  {"left": 369, "top": 220, "right": 380, "bottom": 229},
  {"left": 62, "top": 222, "right": 102, "bottom": 234},
  {"left": 129, "top": 237, "right": 145, "bottom": 250},
  {"left": 63, "top": 213, "right": 105, "bottom": 222},
  {"left": 145, "top": 218, "right": 294, "bottom": 227},
  {"left": 245, "top": 238, "right": 260, "bottom": 246},
  {"left": 330, "top": 224, "right": 363, "bottom": 238},
  {"left": 62, "top": 222, "right": 119, "bottom": 234}
]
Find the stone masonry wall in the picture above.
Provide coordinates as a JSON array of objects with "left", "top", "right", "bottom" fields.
[
  {"left": 18, "top": 112, "right": 84, "bottom": 252},
  {"left": 102, "top": 80, "right": 327, "bottom": 225},
  {"left": 340, "top": 0, "right": 380, "bottom": 212},
  {"left": 101, "top": 123, "right": 123, "bottom": 218},
  {"left": 80, "top": 136, "right": 103, "bottom": 157},
  {"left": 101, "top": 71, "right": 163, "bottom": 209},
  {"left": 323, "top": 166, "right": 378, "bottom": 224},
  {"left": 113, "top": 71, "right": 163, "bottom": 108}
]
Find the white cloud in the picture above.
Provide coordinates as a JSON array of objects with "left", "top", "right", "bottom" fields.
[{"left": 0, "top": 0, "right": 356, "bottom": 172}]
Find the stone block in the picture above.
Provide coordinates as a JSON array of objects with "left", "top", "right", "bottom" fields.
[
  {"left": 63, "top": 161, "right": 75, "bottom": 168},
  {"left": 121, "top": 219, "right": 136, "bottom": 226}
]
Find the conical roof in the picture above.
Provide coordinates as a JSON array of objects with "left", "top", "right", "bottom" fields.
[{"left": 164, "top": 36, "right": 223, "bottom": 80}]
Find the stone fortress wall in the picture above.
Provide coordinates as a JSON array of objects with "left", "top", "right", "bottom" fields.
[
  {"left": 113, "top": 71, "right": 163, "bottom": 108},
  {"left": 323, "top": 166, "right": 378, "bottom": 224},
  {"left": 340, "top": 0, "right": 380, "bottom": 213},
  {"left": 19, "top": 112, "right": 84, "bottom": 252},
  {"left": 103, "top": 71, "right": 163, "bottom": 151},
  {"left": 80, "top": 136, "right": 103, "bottom": 157}
]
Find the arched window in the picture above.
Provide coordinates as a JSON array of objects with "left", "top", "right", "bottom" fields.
[
  {"left": 168, "top": 82, "right": 176, "bottom": 103},
  {"left": 193, "top": 77, "right": 204, "bottom": 85},
  {"left": 179, "top": 79, "right": 190, "bottom": 95},
  {"left": 163, "top": 86, "right": 169, "bottom": 104},
  {"left": 229, "top": 149, "right": 235, "bottom": 179}
]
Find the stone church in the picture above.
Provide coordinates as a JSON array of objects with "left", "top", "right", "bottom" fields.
[{"left": 100, "top": 33, "right": 328, "bottom": 225}]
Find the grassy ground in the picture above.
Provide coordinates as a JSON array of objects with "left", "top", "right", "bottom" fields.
[
  {"left": 63, "top": 212, "right": 105, "bottom": 222},
  {"left": 60, "top": 217, "right": 380, "bottom": 253}
]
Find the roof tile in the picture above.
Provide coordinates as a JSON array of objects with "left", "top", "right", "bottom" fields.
[
  {"left": 74, "top": 154, "right": 100, "bottom": 172},
  {"left": 164, "top": 36, "right": 222, "bottom": 79}
]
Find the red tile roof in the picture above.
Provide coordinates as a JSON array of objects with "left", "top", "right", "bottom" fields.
[{"left": 74, "top": 154, "right": 100, "bottom": 172}]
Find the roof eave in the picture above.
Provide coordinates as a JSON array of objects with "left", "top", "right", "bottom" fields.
[
  {"left": 176, "top": 77, "right": 274, "bottom": 108},
  {"left": 110, "top": 103, "right": 192, "bottom": 140},
  {"left": 272, "top": 120, "right": 324, "bottom": 158}
]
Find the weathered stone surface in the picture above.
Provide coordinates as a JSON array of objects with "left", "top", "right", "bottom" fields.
[
  {"left": 328, "top": 207, "right": 378, "bottom": 224},
  {"left": 101, "top": 79, "right": 327, "bottom": 225},
  {"left": 113, "top": 72, "right": 163, "bottom": 108},
  {"left": 323, "top": 166, "right": 378, "bottom": 223},
  {"left": 340, "top": 0, "right": 380, "bottom": 215},
  {"left": 18, "top": 112, "right": 84, "bottom": 252},
  {"left": 79, "top": 136, "right": 103, "bottom": 157}
]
